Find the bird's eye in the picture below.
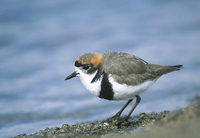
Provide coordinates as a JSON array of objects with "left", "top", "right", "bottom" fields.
[{"left": 83, "top": 65, "right": 90, "bottom": 70}]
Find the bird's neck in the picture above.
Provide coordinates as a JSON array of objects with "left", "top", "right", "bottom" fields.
[{"left": 79, "top": 70, "right": 102, "bottom": 97}]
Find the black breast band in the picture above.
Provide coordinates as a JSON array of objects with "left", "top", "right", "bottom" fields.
[{"left": 99, "top": 73, "right": 114, "bottom": 100}]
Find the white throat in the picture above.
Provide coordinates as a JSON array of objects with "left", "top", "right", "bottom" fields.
[{"left": 75, "top": 67, "right": 102, "bottom": 97}]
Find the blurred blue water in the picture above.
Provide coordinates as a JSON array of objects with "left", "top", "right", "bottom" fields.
[{"left": 0, "top": 0, "right": 200, "bottom": 137}]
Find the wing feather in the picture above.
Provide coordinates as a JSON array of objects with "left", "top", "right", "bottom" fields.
[{"left": 102, "top": 52, "right": 157, "bottom": 85}]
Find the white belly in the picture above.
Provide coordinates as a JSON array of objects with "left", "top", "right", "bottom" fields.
[{"left": 108, "top": 75, "right": 156, "bottom": 100}]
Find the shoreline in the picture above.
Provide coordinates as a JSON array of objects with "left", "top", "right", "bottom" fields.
[{"left": 16, "top": 101, "right": 200, "bottom": 138}]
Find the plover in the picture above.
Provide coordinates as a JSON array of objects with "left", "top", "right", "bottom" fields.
[{"left": 65, "top": 52, "right": 182, "bottom": 121}]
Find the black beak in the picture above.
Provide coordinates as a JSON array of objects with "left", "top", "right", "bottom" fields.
[{"left": 65, "top": 71, "right": 79, "bottom": 80}]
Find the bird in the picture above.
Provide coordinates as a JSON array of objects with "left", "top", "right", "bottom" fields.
[{"left": 65, "top": 52, "right": 182, "bottom": 121}]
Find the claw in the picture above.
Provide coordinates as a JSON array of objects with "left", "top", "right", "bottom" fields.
[{"left": 116, "top": 117, "right": 130, "bottom": 127}]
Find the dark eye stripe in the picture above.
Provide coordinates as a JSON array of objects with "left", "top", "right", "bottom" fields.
[
  {"left": 75, "top": 61, "right": 82, "bottom": 67},
  {"left": 75, "top": 61, "right": 91, "bottom": 70},
  {"left": 83, "top": 65, "right": 90, "bottom": 70}
]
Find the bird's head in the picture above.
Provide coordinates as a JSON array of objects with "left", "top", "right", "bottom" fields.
[{"left": 65, "top": 53, "right": 102, "bottom": 80}]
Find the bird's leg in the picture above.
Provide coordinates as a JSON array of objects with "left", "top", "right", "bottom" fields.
[
  {"left": 112, "top": 99, "right": 133, "bottom": 118},
  {"left": 125, "top": 95, "right": 141, "bottom": 121}
]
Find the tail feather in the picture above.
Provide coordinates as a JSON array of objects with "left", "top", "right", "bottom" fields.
[
  {"left": 150, "top": 64, "right": 183, "bottom": 76},
  {"left": 172, "top": 65, "right": 183, "bottom": 69}
]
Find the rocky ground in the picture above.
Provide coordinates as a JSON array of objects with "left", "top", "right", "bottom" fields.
[{"left": 16, "top": 97, "right": 200, "bottom": 138}]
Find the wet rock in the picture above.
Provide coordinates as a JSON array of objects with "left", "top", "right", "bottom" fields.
[
  {"left": 62, "top": 124, "right": 71, "bottom": 131},
  {"left": 16, "top": 133, "right": 27, "bottom": 138}
]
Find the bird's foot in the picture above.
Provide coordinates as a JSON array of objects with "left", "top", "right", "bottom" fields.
[{"left": 116, "top": 116, "right": 130, "bottom": 127}]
